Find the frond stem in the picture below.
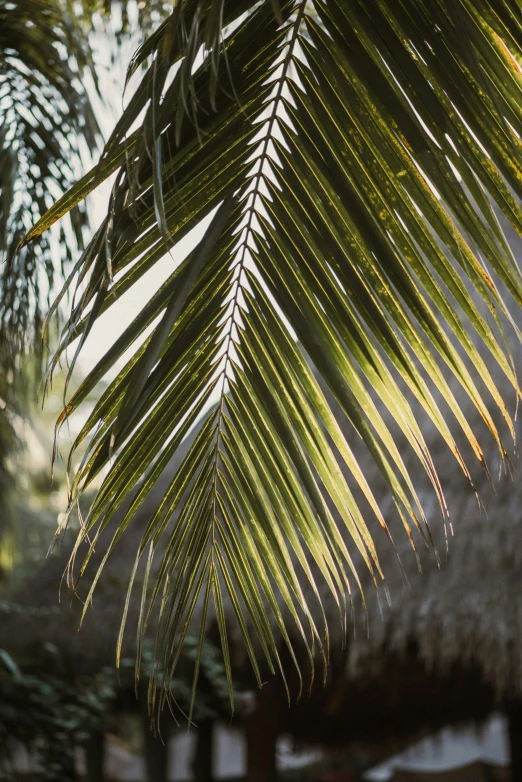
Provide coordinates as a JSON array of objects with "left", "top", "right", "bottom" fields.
[{"left": 209, "top": 0, "right": 308, "bottom": 543}]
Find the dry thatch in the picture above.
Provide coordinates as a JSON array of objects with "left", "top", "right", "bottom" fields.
[
  {"left": 342, "top": 219, "right": 522, "bottom": 699},
  {"left": 346, "top": 413, "right": 522, "bottom": 698}
]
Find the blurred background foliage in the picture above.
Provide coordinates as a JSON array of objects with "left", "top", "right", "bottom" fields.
[
  {"left": 78, "top": 0, "right": 173, "bottom": 36},
  {"left": 0, "top": 636, "right": 232, "bottom": 781}
]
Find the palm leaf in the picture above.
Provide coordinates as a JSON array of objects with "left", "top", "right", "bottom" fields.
[
  {"left": 25, "top": 0, "right": 522, "bottom": 713},
  {"left": 0, "top": 0, "right": 100, "bottom": 370}
]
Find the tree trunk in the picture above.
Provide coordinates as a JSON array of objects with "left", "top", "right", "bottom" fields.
[
  {"left": 84, "top": 730, "right": 105, "bottom": 782},
  {"left": 246, "top": 681, "right": 281, "bottom": 782},
  {"left": 193, "top": 718, "right": 214, "bottom": 782},
  {"left": 508, "top": 700, "right": 522, "bottom": 782},
  {"left": 141, "top": 701, "right": 170, "bottom": 782},
  {"left": 44, "top": 738, "right": 77, "bottom": 782},
  {"left": 143, "top": 724, "right": 169, "bottom": 782}
]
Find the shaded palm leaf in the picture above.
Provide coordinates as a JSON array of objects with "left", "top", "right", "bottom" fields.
[
  {"left": 0, "top": 0, "right": 99, "bottom": 368},
  {"left": 25, "top": 0, "right": 522, "bottom": 713}
]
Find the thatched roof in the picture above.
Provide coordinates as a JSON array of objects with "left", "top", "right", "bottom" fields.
[
  {"left": 343, "top": 219, "right": 522, "bottom": 699},
  {"left": 283, "top": 653, "right": 497, "bottom": 752},
  {"left": 345, "top": 404, "right": 522, "bottom": 698}
]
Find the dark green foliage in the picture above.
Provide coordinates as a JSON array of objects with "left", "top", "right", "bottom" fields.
[
  {"left": 0, "top": 635, "right": 230, "bottom": 780},
  {"left": 0, "top": 649, "right": 113, "bottom": 782}
]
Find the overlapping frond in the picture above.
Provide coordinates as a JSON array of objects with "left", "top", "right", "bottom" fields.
[
  {"left": 25, "top": 0, "right": 522, "bottom": 712},
  {"left": 0, "top": 0, "right": 99, "bottom": 367}
]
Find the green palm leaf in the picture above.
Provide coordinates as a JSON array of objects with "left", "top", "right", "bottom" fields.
[{"left": 25, "top": 0, "right": 522, "bottom": 713}]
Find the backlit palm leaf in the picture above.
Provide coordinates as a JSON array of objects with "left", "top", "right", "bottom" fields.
[{"left": 25, "top": 0, "right": 522, "bottom": 713}]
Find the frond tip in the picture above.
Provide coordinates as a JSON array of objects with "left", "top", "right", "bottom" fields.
[{"left": 27, "top": 0, "right": 522, "bottom": 713}]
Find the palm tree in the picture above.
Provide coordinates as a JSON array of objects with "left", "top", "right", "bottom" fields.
[
  {"left": 0, "top": 0, "right": 102, "bottom": 581},
  {"left": 0, "top": 0, "right": 168, "bottom": 563},
  {"left": 20, "top": 0, "right": 522, "bottom": 717},
  {"left": 0, "top": 0, "right": 101, "bottom": 361},
  {"left": 0, "top": 0, "right": 167, "bottom": 362}
]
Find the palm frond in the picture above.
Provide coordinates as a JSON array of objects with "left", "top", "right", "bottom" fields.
[
  {"left": 0, "top": 0, "right": 99, "bottom": 368},
  {"left": 26, "top": 0, "right": 522, "bottom": 713}
]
